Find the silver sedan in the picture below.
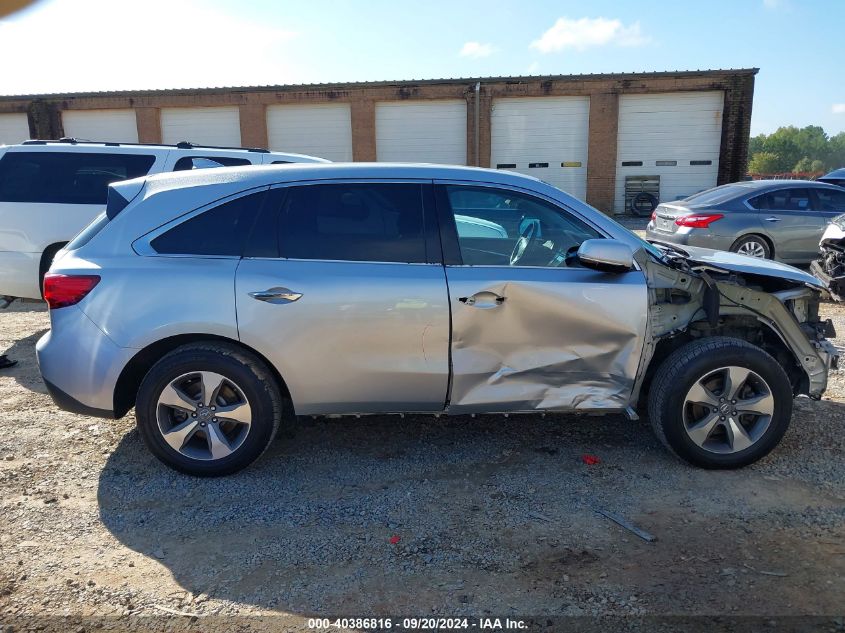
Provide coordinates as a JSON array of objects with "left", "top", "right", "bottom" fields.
[{"left": 645, "top": 180, "right": 845, "bottom": 263}]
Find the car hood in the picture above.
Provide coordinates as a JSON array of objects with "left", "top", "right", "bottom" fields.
[{"left": 681, "top": 245, "right": 825, "bottom": 289}]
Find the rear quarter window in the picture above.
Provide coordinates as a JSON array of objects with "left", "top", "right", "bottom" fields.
[
  {"left": 0, "top": 151, "right": 156, "bottom": 204},
  {"left": 150, "top": 191, "right": 266, "bottom": 257}
]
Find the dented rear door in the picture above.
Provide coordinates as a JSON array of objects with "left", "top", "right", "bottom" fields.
[{"left": 435, "top": 182, "right": 649, "bottom": 413}]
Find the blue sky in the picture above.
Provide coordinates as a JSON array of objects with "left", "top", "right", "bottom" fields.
[{"left": 2, "top": 0, "right": 843, "bottom": 135}]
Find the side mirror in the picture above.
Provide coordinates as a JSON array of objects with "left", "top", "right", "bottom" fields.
[{"left": 577, "top": 239, "right": 635, "bottom": 272}]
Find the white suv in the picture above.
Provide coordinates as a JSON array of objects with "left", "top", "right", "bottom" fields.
[{"left": 0, "top": 139, "right": 328, "bottom": 301}]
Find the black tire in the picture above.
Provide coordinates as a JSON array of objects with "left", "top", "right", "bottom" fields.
[
  {"left": 630, "top": 192, "right": 658, "bottom": 216},
  {"left": 730, "top": 234, "right": 772, "bottom": 259},
  {"left": 136, "top": 342, "right": 284, "bottom": 476},
  {"left": 647, "top": 337, "right": 793, "bottom": 469}
]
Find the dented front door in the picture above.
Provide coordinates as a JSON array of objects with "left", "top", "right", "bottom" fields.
[{"left": 437, "top": 183, "right": 649, "bottom": 413}]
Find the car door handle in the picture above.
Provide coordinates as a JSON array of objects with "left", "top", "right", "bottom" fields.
[
  {"left": 459, "top": 292, "right": 505, "bottom": 308},
  {"left": 763, "top": 216, "right": 781, "bottom": 222},
  {"left": 249, "top": 287, "right": 303, "bottom": 303}
]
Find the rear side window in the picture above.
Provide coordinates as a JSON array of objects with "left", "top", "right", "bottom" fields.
[
  {"left": 0, "top": 151, "right": 155, "bottom": 204},
  {"left": 172, "top": 156, "right": 253, "bottom": 171},
  {"left": 278, "top": 183, "right": 427, "bottom": 263},
  {"left": 748, "top": 188, "right": 811, "bottom": 211},
  {"left": 151, "top": 191, "right": 266, "bottom": 256}
]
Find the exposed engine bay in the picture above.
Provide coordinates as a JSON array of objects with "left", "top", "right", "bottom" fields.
[{"left": 636, "top": 242, "right": 839, "bottom": 403}]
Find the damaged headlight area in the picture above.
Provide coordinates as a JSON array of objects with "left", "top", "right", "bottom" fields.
[
  {"left": 637, "top": 248, "right": 839, "bottom": 404},
  {"left": 812, "top": 217, "right": 845, "bottom": 302}
]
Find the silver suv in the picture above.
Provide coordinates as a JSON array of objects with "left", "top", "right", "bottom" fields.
[{"left": 36, "top": 164, "right": 838, "bottom": 476}]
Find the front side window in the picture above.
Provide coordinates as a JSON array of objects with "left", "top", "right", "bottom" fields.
[
  {"left": 748, "top": 188, "right": 811, "bottom": 211},
  {"left": 278, "top": 183, "right": 427, "bottom": 263},
  {"left": 0, "top": 151, "right": 156, "bottom": 204},
  {"left": 444, "top": 185, "right": 601, "bottom": 267},
  {"left": 151, "top": 191, "right": 265, "bottom": 256},
  {"left": 813, "top": 187, "right": 845, "bottom": 212}
]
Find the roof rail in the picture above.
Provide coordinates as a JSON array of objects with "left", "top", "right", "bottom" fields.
[{"left": 20, "top": 138, "right": 270, "bottom": 153}]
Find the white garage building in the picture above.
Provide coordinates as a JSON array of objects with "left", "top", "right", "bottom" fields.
[{"left": 0, "top": 70, "right": 756, "bottom": 214}]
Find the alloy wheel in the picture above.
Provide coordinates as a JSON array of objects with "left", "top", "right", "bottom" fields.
[
  {"left": 155, "top": 371, "right": 253, "bottom": 461},
  {"left": 736, "top": 240, "right": 767, "bottom": 258},
  {"left": 682, "top": 366, "right": 775, "bottom": 454}
]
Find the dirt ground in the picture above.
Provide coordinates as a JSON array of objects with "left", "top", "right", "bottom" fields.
[{"left": 1, "top": 298, "right": 844, "bottom": 632}]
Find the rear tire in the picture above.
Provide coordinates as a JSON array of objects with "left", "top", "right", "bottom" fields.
[
  {"left": 730, "top": 235, "right": 771, "bottom": 259},
  {"left": 647, "top": 337, "right": 792, "bottom": 469},
  {"left": 136, "top": 342, "right": 284, "bottom": 476}
]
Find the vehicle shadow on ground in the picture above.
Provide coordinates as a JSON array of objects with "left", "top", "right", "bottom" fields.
[
  {"left": 2, "top": 328, "right": 49, "bottom": 395},
  {"left": 96, "top": 400, "right": 845, "bottom": 616}
]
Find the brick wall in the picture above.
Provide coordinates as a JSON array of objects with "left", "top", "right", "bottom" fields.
[{"left": 0, "top": 70, "right": 758, "bottom": 213}]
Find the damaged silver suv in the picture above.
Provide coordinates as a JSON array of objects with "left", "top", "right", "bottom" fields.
[{"left": 36, "top": 164, "right": 838, "bottom": 475}]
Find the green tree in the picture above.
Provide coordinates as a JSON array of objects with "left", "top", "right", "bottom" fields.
[
  {"left": 793, "top": 157, "right": 814, "bottom": 173},
  {"left": 811, "top": 159, "right": 825, "bottom": 172},
  {"left": 829, "top": 132, "right": 845, "bottom": 170},
  {"left": 748, "top": 152, "right": 781, "bottom": 174}
]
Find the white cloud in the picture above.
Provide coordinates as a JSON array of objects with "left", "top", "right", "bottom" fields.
[
  {"left": 459, "top": 41, "right": 495, "bottom": 59},
  {"left": 527, "top": 61, "right": 540, "bottom": 74},
  {"left": 0, "top": 0, "right": 303, "bottom": 94},
  {"left": 530, "top": 17, "right": 649, "bottom": 53},
  {"left": 833, "top": 104, "right": 845, "bottom": 114}
]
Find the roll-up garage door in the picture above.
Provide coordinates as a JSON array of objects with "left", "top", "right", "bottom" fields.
[
  {"left": 615, "top": 92, "right": 724, "bottom": 212},
  {"left": 62, "top": 109, "right": 139, "bottom": 143},
  {"left": 266, "top": 103, "right": 352, "bottom": 161},
  {"left": 491, "top": 96, "right": 590, "bottom": 201},
  {"left": 161, "top": 106, "right": 241, "bottom": 147},
  {"left": 375, "top": 100, "right": 467, "bottom": 165},
  {"left": 0, "top": 113, "right": 30, "bottom": 145}
]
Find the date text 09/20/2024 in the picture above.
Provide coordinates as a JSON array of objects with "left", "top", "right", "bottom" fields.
[{"left": 307, "top": 618, "right": 528, "bottom": 630}]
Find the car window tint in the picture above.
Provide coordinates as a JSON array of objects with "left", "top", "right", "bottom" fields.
[
  {"left": 749, "top": 188, "right": 811, "bottom": 211},
  {"left": 151, "top": 191, "right": 265, "bottom": 256},
  {"left": 814, "top": 187, "right": 845, "bottom": 212},
  {"left": 172, "top": 156, "right": 253, "bottom": 171},
  {"left": 444, "top": 185, "right": 602, "bottom": 267},
  {"left": 682, "top": 184, "right": 753, "bottom": 205},
  {"left": 278, "top": 183, "right": 426, "bottom": 263},
  {"left": 0, "top": 151, "right": 155, "bottom": 204}
]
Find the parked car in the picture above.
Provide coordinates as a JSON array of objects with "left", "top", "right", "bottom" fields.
[
  {"left": 37, "top": 164, "right": 838, "bottom": 475},
  {"left": 817, "top": 168, "right": 845, "bottom": 188},
  {"left": 0, "top": 139, "right": 328, "bottom": 302},
  {"left": 811, "top": 213, "right": 845, "bottom": 300},
  {"left": 645, "top": 180, "right": 845, "bottom": 263}
]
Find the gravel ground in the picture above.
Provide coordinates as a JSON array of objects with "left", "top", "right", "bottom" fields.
[{"left": 0, "top": 299, "right": 844, "bottom": 632}]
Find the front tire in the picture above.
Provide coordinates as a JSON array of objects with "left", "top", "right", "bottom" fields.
[
  {"left": 136, "top": 342, "right": 284, "bottom": 476},
  {"left": 647, "top": 337, "right": 793, "bottom": 469}
]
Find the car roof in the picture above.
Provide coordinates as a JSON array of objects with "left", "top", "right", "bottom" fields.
[
  {"left": 820, "top": 168, "right": 845, "bottom": 178},
  {"left": 731, "top": 179, "right": 835, "bottom": 191},
  {"left": 141, "top": 162, "right": 543, "bottom": 195}
]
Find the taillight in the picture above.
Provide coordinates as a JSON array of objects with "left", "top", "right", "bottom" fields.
[
  {"left": 43, "top": 274, "right": 100, "bottom": 309},
  {"left": 650, "top": 210, "right": 657, "bottom": 222},
  {"left": 675, "top": 213, "right": 724, "bottom": 229}
]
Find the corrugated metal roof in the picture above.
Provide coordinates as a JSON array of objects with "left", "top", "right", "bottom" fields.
[{"left": 0, "top": 68, "right": 759, "bottom": 100}]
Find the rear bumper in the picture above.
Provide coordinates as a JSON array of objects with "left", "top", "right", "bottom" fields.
[
  {"left": 42, "top": 378, "right": 116, "bottom": 419},
  {"left": 644, "top": 225, "right": 734, "bottom": 251},
  {"left": 0, "top": 250, "right": 41, "bottom": 299},
  {"left": 36, "top": 305, "right": 133, "bottom": 417}
]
